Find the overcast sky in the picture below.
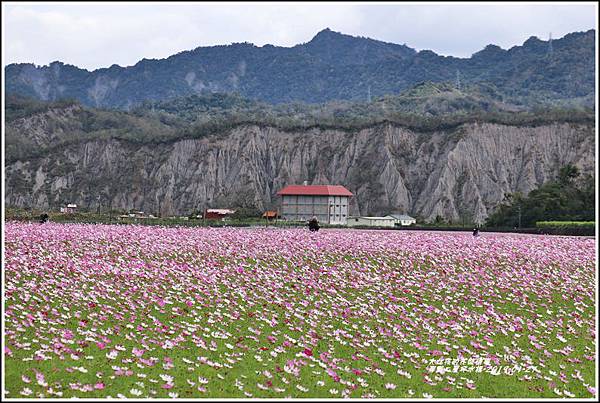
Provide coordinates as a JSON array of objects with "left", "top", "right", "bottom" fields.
[{"left": 2, "top": 2, "right": 597, "bottom": 71}]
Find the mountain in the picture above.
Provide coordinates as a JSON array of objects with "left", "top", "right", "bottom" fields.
[
  {"left": 5, "top": 28, "right": 595, "bottom": 108},
  {"left": 5, "top": 96, "right": 594, "bottom": 223}
]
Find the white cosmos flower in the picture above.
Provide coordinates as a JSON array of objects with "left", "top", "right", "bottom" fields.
[
  {"left": 20, "top": 388, "right": 33, "bottom": 396},
  {"left": 130, "top": 388, "right": 142, "bottom": 396},
  {"left": 159, "top": 374, "right": 174, "bottom": 383}
]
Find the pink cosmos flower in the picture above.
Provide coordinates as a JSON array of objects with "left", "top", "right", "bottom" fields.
[{"left": 326, "top": 368, "right": 340, "bottom": 382}]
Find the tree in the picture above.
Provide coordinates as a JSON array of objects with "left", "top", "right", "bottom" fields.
[
  {"left": 485, "top": 165, "right": 594, "bottom": 227},
  {"left": 558, "top": 164, "right": 579, "bottom": 185},
  {"left": 232, "top": 207, "right": 261, "bottom": 219}
]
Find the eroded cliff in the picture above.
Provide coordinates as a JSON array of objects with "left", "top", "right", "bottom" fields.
[{"left": 6, "top": 121, "right": 594, "bottom": 223}]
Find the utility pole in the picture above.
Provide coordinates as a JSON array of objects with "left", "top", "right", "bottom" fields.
[
  {"left": 548, "top": 32, "right": 553, "bottom": 55},
  {"left": 367, "top": 85, "right": 371, "bottom": 103},
  {"left": 517, "top": 204, "right": 522, "bottom": 229}
]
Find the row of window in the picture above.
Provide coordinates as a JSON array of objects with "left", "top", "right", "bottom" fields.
[
  {"left": 282, "top": 203, "right": 347, "bottom": 208},
  {"left": 283, "top": 214, "right": 347, "bottom": 219}
]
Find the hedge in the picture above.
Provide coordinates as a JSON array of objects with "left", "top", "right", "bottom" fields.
[{"left": 535, "top": 221, "right": 595, "bottom": 236}]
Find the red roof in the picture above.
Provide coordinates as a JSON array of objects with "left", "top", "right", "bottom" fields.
[{"left": 277, "top": 185, "right": 353, "bottom": 197}]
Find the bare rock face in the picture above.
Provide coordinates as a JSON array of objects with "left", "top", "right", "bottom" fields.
[{"left": 5, "top": 122, "right": 594, "bottom": 223}]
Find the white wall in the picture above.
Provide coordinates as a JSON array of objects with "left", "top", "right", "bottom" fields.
[{"left": 398, "top": 219, "right": 416, "bottom": 226}]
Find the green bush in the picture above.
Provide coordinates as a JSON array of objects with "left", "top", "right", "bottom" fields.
[{"left": 535, "top": 221, "right": 595, "bottom": 236}]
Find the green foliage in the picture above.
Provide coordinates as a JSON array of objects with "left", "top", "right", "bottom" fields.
[
  {"left": 535, "top": 221, "right": 595, "bottom": 236},
  {"left": 558, "top": 164, "right": 580, "bottom": 185},
  {"left": 485, "top": 164, "right": 595, "bottom": 228},
  {"left": 4, "top": 90, "right": 595, "bottom": 165},
  {"left": 4, "top": 94, "right": 79, "bottom": 122},
  {"left": 231, "top": 207, "right": 262, "bottom": 219}
]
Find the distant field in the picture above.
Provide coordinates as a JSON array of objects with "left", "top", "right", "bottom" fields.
[{"left": 4, "top": 223, "right": 596, "bottom": 398}]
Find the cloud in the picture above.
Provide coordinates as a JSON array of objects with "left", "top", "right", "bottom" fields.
[
  {"left": 2, "top": 2, "right": 597, "bottom": 70},
  {"left": 353, "top": 3, "right": 597, "bottom": 57}
]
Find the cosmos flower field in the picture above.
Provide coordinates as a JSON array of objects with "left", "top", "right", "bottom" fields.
[{"left": 4, "top": 222, "right": 596, "bottom": 398}]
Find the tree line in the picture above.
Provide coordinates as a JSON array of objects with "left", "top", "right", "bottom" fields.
[{"left": 485, "top": 164, "right": 595, "bottom": 228}]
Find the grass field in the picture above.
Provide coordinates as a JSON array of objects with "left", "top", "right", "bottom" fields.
[{"left": 3, "top": 222, "right": 596, "bottom": 398}]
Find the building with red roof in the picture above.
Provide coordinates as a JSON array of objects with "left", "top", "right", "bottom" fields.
[
  {"left": 276, "top": 183, "right": 353, "bottom": 225},
  {"left": 203, "top": 208, "right": 236, "bottom": 220}
]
